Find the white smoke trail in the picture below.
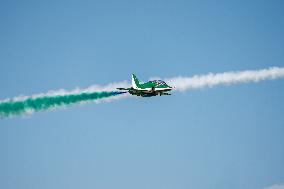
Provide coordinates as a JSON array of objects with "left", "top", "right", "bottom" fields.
[{"left": 165, "top": 67, "right": 284, "bottom": 92}]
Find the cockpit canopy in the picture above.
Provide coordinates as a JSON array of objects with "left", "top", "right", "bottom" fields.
[{"left": 151, "top": 80, "right": 167, "bottom": 86}]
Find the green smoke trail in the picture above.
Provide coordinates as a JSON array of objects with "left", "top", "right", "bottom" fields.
[{"left": 0, "top": 91, "right": 125, "bottom": 118}]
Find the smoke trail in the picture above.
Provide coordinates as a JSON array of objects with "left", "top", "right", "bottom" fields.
[
  {"left": 1, "top": 67, "right": 284, "bottom": 118},
  {"left": 0, "top": 91, "right": 127, "bottom": 118},
  {"left": 165, "top": 67, "right": 284, "bottom": 92}
]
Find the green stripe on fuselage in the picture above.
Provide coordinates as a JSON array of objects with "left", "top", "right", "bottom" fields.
[
  {"left": 132, "top": 74, "right": 172, "bottom": 89},
  {"left": 140, "top": 81, "right": 171, "bottom": 89}
]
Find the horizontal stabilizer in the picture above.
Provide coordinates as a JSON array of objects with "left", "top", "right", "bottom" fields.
[{"left": 117, "top": 88, "right": 129, "bottom": 90}]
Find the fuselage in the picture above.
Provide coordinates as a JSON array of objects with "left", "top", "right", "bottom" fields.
[
  {"left": 130, "top": 74, "right": 172, "bottom": 97},
  {"left": 117, "top": 74, "right": 173, "bottom": 97}
]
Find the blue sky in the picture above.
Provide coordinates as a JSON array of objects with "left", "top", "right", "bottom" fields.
[{"left": 0, "top": 0, "right": 284, "bottom": 188}]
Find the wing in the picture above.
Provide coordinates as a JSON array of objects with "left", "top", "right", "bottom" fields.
[{"left": 139, "top": 87, "right": 155, "bottom": 93}]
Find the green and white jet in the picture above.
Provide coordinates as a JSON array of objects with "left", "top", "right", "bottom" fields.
[{"left": 117, "top": 74, "right": 173, "bottom": 97}]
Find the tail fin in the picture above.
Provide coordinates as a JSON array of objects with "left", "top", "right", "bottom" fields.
[{"left": 132, "top": 74, "right": 140, "bottom": 89}]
